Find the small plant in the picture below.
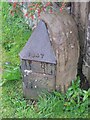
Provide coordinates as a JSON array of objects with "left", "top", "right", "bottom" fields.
[
  {"left": 9, "top": 2, "right": 66, "bottom": 28},
  {"left": 2, "top": 64, "right": 21, "bottom": 81},
  {"left": 30, "top": 77, "right": 89, "bottom": 118},
  {"left": 2, "top": 74, "right": 89, "bottom": 118},
  {"left": 63, "top": 77, "right": 89, "bottom": 117},
  {"left": 10, "top": 2, "right": 66, "bottom": 19}
]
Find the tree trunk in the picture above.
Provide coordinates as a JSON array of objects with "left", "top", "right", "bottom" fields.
[{"left": 71, "top": 2, "right": 90, "bottom": 89}]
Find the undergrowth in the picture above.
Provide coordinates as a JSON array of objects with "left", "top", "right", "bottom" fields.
[
  {"left": 1, "top": 2, "right": 90, "bottom": 119},
  {"left": 1, "top": 77, "right": 90, "bottom": 118},
  {"left": 1, "top": 2, "right": 32, "bottom": 84}
]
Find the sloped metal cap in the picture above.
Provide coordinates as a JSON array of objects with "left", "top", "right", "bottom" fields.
[{"left": 19, "top": 20, "right": 56, "bottom": 64}]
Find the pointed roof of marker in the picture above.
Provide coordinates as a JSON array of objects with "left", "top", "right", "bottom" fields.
[{"left": 19, "top": 20, "right": 56, "bottom": 64}]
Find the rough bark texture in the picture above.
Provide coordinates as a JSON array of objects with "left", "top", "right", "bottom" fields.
[
  {"left": 83, "top": 13, "right": 90, "bottom": 86},
  {"left": 71, "top": 2, "right": 90, "bottom": 88},
  {"left": 41, "top": 10, "right": 79, "bottom": 92}
]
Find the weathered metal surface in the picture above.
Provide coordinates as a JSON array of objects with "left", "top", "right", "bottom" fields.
[
  {"left": 20, "top": 59, "right": 27, "bottom": 74},
  {"left": 28, "top": 73, "right": 55, "bottom": 90},
  {"left": 41, "top": 11, "right": 79, "bottom": 92},
  {"left": 30, "top": 61, "right": 45, "bottom": 73},
  {"left": 19, "top": 20, "right": 56, "bottom": 64},
  {"left": 26, "top": 60, "right": 30, "bottom": 70},
  {"left": 23, "top": 72, "right": 55, "bottom": 99},
  {"left": 23, "top": 85, "right": 50, "bottom": 100},
  {"left": 22, "top": 60, "right": 56, "bottom": 99},
  {"left": 22, "top": 60, "right": 56, "bottom": 75},
  {"left": 44, "top": 63, "right": 56, "bottom": 75}
]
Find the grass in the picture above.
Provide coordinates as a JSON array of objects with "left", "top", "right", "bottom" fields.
[
  {"left": 1, "top": 80, "right": 38, "bottom": 118},
  {"left": 1, "top": 2, "right": 32, "bottom": 83},
  {"left": 1, "top": 2, "right": 90, "bottom": 119},
  {"left": 1, "top": 78, "right": 90, "bottom": 118}
]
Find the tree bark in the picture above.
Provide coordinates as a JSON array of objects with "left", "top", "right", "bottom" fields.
[{"left": 71, "top": 2, "right": 90, "bottom": 89}]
